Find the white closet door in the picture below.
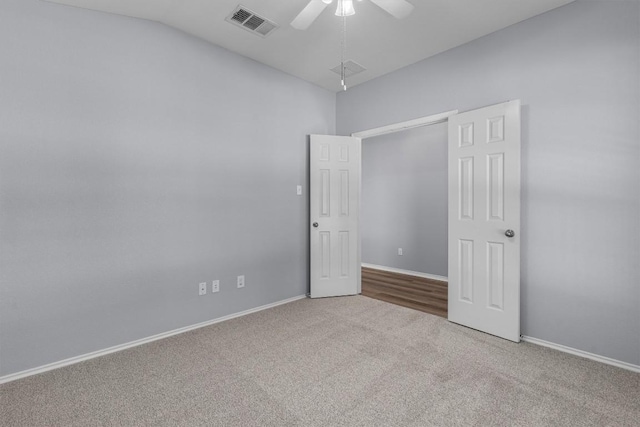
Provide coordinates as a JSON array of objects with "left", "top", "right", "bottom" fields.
[
  {"left": 448, "top": 100, "right": 521, "bottom": 342},
  {"left": 309, "top": 135, "right": 361, "bottom": 298}
]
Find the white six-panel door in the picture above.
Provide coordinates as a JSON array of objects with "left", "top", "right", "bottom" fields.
[
  {"left": 310, "top": 135, "right": 361, "bottom": 298},
  {"left": 448, "top": 100, "right": 521, "bottom": 342}
]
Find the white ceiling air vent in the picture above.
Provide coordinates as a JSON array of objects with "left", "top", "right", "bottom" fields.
[
  {"left": 226, "top": 5, "right": 278, "bottom": 37},
  {"left": 330, "top": 60, "right": 366, "bottom": 78}
]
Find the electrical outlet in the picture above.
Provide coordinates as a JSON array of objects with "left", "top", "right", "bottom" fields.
[
  {"left": 212, "top": 280, "right": 220, "bottom": 293},
  {"left": 237, "top": 275, "right": 245, "bottom": 288},
  {"left": 398, "top": 248, "right": 403, "bottom": 256},
  {"left": 199, "top": 282, "right": 207, "bottom": 296},
  {"left": 296, "top": 185, "right": 302, "bottom": 195}
]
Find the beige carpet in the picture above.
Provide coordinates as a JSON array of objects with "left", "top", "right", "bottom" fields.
[{"left": 1, "top": 296, "right": 639, "bottom": 426}]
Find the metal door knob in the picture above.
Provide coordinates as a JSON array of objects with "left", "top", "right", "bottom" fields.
[
  {"left": 313, "top": 222, "right": 319, "bottom": 228},
  {"left": 505, "top": 229, "right": 515, "bottom": 238}
]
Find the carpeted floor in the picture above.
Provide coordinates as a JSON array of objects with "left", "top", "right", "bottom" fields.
[{"left": 1, "top": 296, "right": 639, "bottom": 426}]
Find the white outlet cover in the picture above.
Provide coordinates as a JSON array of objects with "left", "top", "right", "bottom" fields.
[
  {"left": 296, "top": 185, "right": 302, "bottom": 195},
  {"left": 237, "top": 275, "right": 245, "bottom": 288},
  {"left": 199, "top": 282, "right": 207, "bottom": 295},
  {"left": 398, "top": 248, "right": 403, "bottom": 256},
  {"left": 212, "top": 280, "right": 220, "bottom": 293}
]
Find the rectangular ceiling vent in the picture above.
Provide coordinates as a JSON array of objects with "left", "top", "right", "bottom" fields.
[
  {"left": 330, "top": 60, "right": 366, "bottom": 78},
  {"left": 226, "top": 5, "right": 278, "bottom": 37}
]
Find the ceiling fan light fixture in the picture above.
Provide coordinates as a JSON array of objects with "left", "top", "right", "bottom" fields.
[{"left": 335, "top": 0, "right": 355, "bottom": 17}]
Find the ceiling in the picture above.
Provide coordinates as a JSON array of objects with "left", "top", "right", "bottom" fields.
[{"left": 42, "top": 0, "right": 575, "bottom": 92}]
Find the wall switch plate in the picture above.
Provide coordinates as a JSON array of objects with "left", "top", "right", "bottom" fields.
[
  {"left": 296, "top": 185, "right": 302, "bottom": 195},
  {"left": 398, "top": 248, "right": 403, "bottom": 256},
  {"left": 237, "top": 275, "right": 245, "bottom": 288},
  {"left": 199, "top": 282, "right": 207, "bottom": 296},
  {"left": 212, "top": 280, "right": 220, "bottom": 293}
]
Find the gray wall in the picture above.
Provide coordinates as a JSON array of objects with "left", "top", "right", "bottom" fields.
[
  {"left": 338, "top": 0, "right": 640, "bottom": 365},
  {"left": 362, "top": 124, "right": 447, "bottom": 276},
  {"left": 0, "top": 0, "right": 335, "bottom": 376}
]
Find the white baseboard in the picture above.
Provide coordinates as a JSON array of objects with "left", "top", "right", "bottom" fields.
[
  {"left": 0, "top": 295, "right": 307, "bottom": 385},
  {"left": 521, "top": 335, "right": 640, "bottom": 373},
  {"left": 362, "top": 263, "right": 448, "bottom": 282},
  {"left": 6, "top": 294, "right": 635, "bottom": 383}
]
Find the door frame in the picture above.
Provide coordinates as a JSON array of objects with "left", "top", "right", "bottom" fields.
[{"left": 350, "top": 109, "right": 459, "bottom": 293}]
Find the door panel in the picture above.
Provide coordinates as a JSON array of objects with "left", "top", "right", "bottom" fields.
[
  {"left": 448, "top": 100, "right": 521, "bottom": 342},
  {"left": 310, "top": 135, "right": 361, "bottom": 298},
  {"left": 459, "top": 157, "right": 474, "bottom": 220}
]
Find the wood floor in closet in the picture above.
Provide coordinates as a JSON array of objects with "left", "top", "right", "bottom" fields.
[{"left": 361, "top": 266, "right": 448, "bottom": 318}]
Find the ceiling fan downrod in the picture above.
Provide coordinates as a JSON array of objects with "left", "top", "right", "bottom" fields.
[{"left": 341, "top": 13, "right": 347, "bottom": 91}]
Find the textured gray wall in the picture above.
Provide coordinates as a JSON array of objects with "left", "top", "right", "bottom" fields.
[
  {"left": 362, "top": 124, "right": 447, "bottom": 276},
  {"left": 338, "top": 1, "right": 640, "bottom": 365},
  {"left": 0, "top": 0, "right": 334, "bottom": 376}
]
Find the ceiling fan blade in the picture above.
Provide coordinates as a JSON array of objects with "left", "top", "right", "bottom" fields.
[
  {"left": 291, "top": 0, "right": 330, "bottom": 30},
  {"left": 369, "top": 0, "right": 414, "bottom": 19}
]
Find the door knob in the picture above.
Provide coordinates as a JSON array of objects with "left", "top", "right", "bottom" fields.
[
  {"left": 313, "top": 222, "right": 319, "bottom": 228},
  {"left": 505, "top": 229, "right": 515, "bottom": 238}
]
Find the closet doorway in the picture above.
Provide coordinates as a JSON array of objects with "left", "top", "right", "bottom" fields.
[
  {"left": 310, "top": 101, "right": 522, "bottom": 341},
  {"left": 356, "top": 114, "right": 452, "bottom": 318}
]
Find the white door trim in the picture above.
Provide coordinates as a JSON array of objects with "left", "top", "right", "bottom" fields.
[
  {"left": 348, "top": 108, "right": 457, "bottom": 294},
  {"left": 351, "top": 110, "right": 458, "bottom": 139}
]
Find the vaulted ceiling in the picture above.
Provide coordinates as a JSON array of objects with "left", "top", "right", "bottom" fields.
[{"left": 43, "top": 0, "right": 575, "bottom": 92}]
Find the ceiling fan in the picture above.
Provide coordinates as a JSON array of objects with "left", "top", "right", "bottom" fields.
[{"left": 291, "top": 0, "right": 414, "bottom": 30}]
